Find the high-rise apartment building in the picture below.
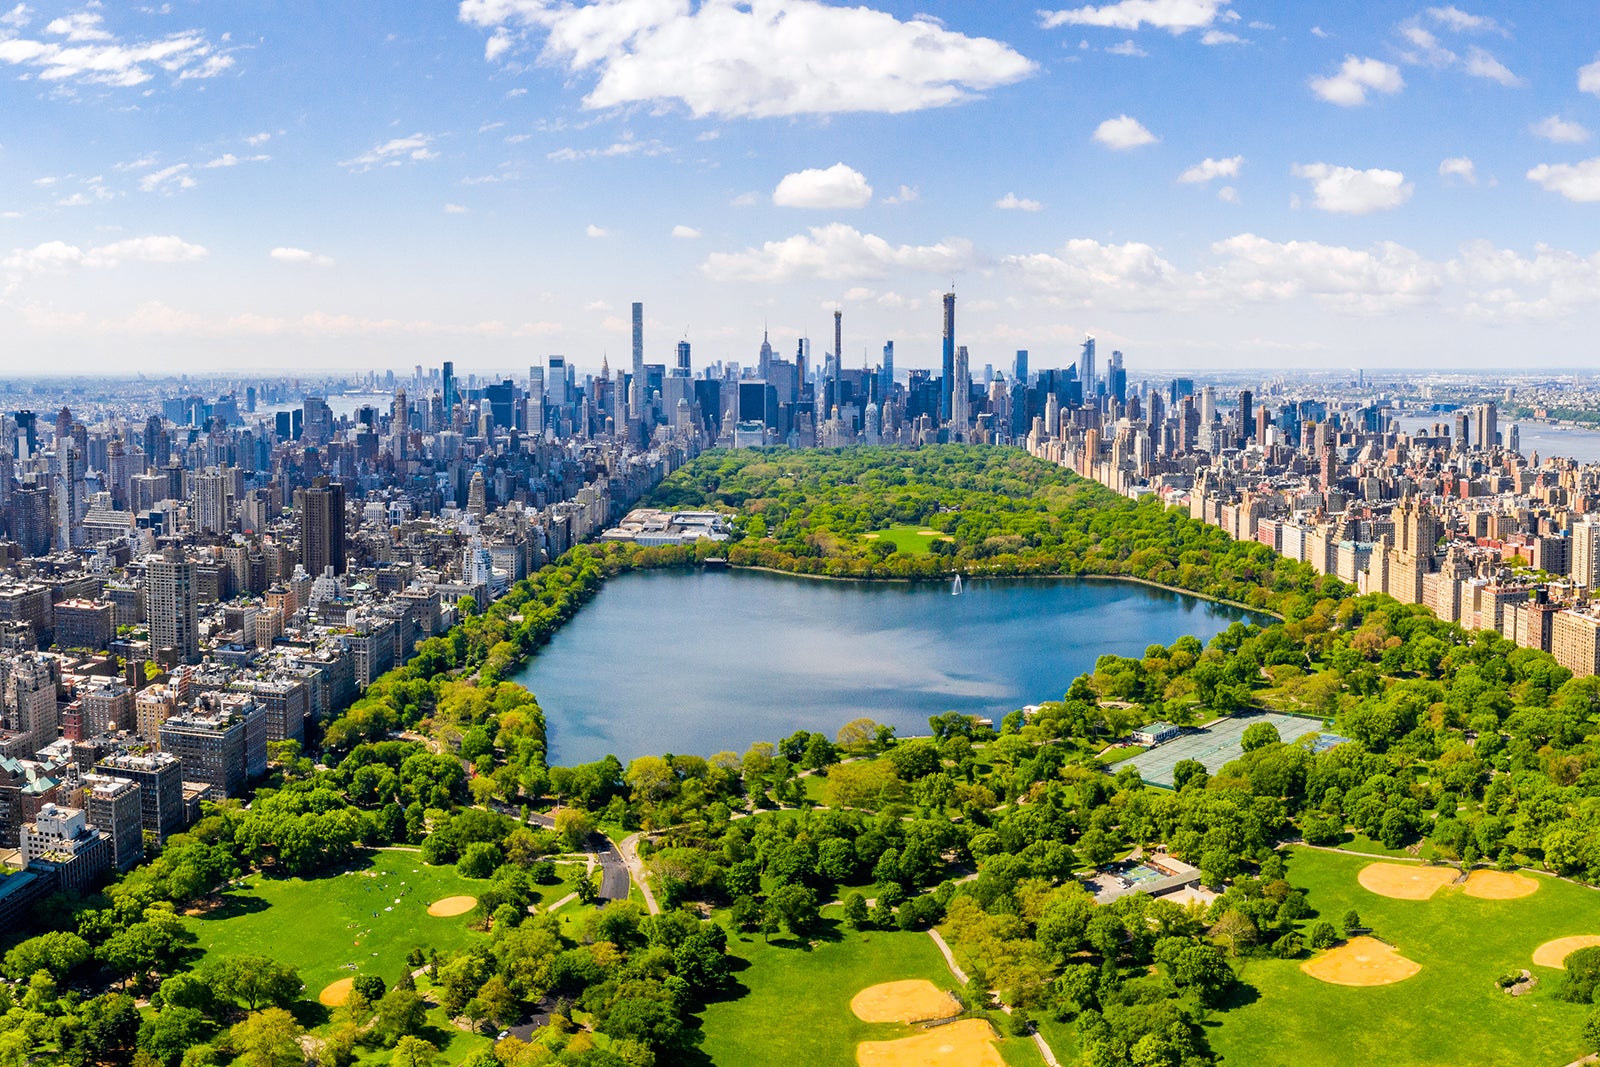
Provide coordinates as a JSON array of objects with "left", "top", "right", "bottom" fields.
[
  {"left": 296, "top": 479, "right": 346, "bottom": 577},
  {"left": 194, "top": 469, "right": 229, "bottom": 535},
  {"left": 146, "top": 549, "right": 199, "bottom": 664},
  {"left": 82, "top": 774, "right": 143, "bottom": 871},
  {"left": 1078, "top": 336, "right": 1097, "bottom": 402},
  {"left": 55, "top": 441, "right": 83, "bottom": 550}
]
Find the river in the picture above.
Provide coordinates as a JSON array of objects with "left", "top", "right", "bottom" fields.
[{"left": 511, "top": 569, "right": 1267, "bottom": 764}]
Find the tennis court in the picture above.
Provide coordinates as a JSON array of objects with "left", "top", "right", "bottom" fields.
[{"left": 1109, "top": 711, "right": 1325, "bottom": 787}]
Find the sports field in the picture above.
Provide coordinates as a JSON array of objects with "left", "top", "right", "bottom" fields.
[
  {"left": 184, "top": 848, "right": 489, "bottom": 999},
  {"left": 1107, "top": 711, "right": 1323, "bottom": 786},
  {"left": 697, "top": 925, "right": 1046, "bottom": 1066},
  {"left": 862, "top": 525, "right": 955, "bottom": 554},
  {"left": 1211, "top": 847, "right": 1596, "bottom": 1066}
]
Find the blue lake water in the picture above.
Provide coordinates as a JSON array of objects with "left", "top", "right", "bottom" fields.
[{"left": 511, "top": 569, "right": 1268, "bottom": 764}]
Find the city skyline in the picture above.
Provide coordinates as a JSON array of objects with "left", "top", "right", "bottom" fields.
[{"left": 6, "top": 2, "right": 1600, "bottom": 372}]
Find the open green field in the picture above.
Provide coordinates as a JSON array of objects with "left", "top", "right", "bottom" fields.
[
  {"left": 1211, "top": 847, "right": 1599, "bottom": 1066},
  {"left": 185, "top": 848, "right": 488, "bottom": 1003},
  {"left": 696, "top": 924, "right": 1044, "bottom": 1067},
  {"left": 862, "top": 525, "right": 953, "bottom": 555}
]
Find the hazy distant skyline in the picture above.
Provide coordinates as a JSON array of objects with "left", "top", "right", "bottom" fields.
[{"left": 5, "top": 1, "right": 1600, "bottom": 374}]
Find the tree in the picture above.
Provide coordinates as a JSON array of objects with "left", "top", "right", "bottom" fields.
[
  {"left": 351, "top": 974, "right": 387, "bottom": 1004},
  {"left": 842, "top": 892, "right": 871, "bottom": 930},
  {"left": 553, "top": 808, "right": 593, "bottom": 851},
  {"left": 1308, "top": 921, "right": 1338, "bottom": 950},
  {"left": 1170, "top": 759, "right": 1208, "bottom": 792},
  {"left": 1209, "top": 910, "right": 1258, "bottom": 957},
  {"left": 139, "top": 1008, "right": 207, "bottom": 1067},
  {"left": 1560, "top": 947, "right": 1600, "bottom": 1004},
  {"left": 204, "top": 956, "right": 302, "bottom": 1012},
  {"left": 765, "top": 884, "right": 818, "bottom": 936},
  {"left": 391, "top": 1037, "right": 440, "bottom": 1067},
  {"left": 1340, "top": 909, "right": 1363, "bottom": 937},
  {"left": 1584, "top": 1005, "right": 1600, "bottom": 1052},
  {"left": 3, "top": 931, "right": 92, "bottom": 981},
  {"left": 474, "top": 975, "right": 517, "bottom": 1028},
  {"left": 230, "top": 1009, "right": 303, "bottom": 1067},
  {"left": 1240, "top": 721, "right": 1280, "bottom": 752},
  {"left": 375, "top": 987, "right": 427, "bottom": 1044},
  {"left": 458, "top": 841, "right": 503, "bottom": 879}
]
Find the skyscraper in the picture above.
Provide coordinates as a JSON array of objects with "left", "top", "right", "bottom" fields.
[
  {"left": 941, "top": 292, "right": 956, "bottom": 421},
  {"left": 55, "top": 441, "right": 84, "bottom": 550},
  {"left": 1078, "top": 336, "right": 1096, "bottom": 402},
  {"left": 193, "top": 469, "right": 229, "bottom": 535},
  {"left": 952, "top": 345, "right": 971, "bottom": 438},
  {"left": 442, "top": 361, "right": 457, "bottom": 419},
  {"left": 880, "top": 341, "right": 895, "bottom": 402},
  {"left": 1014, "top": 349, "right": 1029, "bottom": 386},
  {"left": 630, "top": 301, "right": 645, "bottom": 434},
  {"left": 147, "top": 548, "right": 199, "bottom": 664},
  {"left": 296, "top": 479, "right": 346, "bottom": 577},
  {"left": 677, "top": 340, "right": 692, "bottom": 376}
]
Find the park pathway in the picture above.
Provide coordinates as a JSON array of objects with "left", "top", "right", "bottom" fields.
[
  {"left": 926, "top": 929, "right": 1059, "bottom": 1067},
  {"left": 618, "top": 833, "right": 660, "bottom": 914}
]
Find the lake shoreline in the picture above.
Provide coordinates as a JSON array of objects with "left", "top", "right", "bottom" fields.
[{"left": 733, "top": 563, "right": 1280, "bottom": 620}]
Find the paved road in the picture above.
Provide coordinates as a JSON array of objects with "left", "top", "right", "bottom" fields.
[{"left": 493, "top": 803, "right": 630, "bottom": 906}]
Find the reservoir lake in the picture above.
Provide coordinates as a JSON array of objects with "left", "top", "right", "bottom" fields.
[{"left": 511, "top": 569, "right": 1268, "bottom": 764}]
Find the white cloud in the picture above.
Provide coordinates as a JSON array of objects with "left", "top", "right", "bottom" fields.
[
  {"left": 672, "top": 224, "right": 701, "bottom": 239},
  {"left": 1200, "top": 29, "right": 1243, "bottom": 45},
  {"left": 3, "top": 234, "right": 207, "bottom": 271},
  {"left": 1426, "top": 5, "right": 1503, "bottom": 34},
  {"left": 1216, "top": 185, "right": 1239, "bottom": 202},
  {"left": 882, "top": 184, "right": 919, "bottom": 204},
  {"left": 1310, "top": 25, "right": 1329, "bottom": 39},
  {"left": 1093, "top": 114, "right": 1157, "bottom": 149},
  {"left": 1462, "top": 46, "right": 1518, "bottom": 85},
  {"left": 730, "top": 191, "right": 760, "bottom": 207},
  {"left": 139, "top": 163, "right": 194, "bottom": 193},
  {"left": 269, "top": 247, "right": 333, "bottom": 267},
  {"left": 546, "top": 132, "right": 667, "bottom": 161},
  {"left": 1582, "top": 55, "right": 1600, "bottom": 96},
  {"left": 701, "top": 223, "right": 973, "bottom": 283},
  {"left": 1006, "top": 238, "right": 1183, "bottom": 310},
  {"left": 114, "top": 155, "right": 159, "bottom": 172},
  {"left": 0, "top": 4, "right": 29, "bottom": 29},
  {"left": 1534, "top": 115, "right": 1590, "bottom": 144},
  {"left": 1527, "top": 159, "right": 1600, "bottom": 202},
  {"left": 586, "top": 224, "right": 608, "bottom": 238},
  {"left": 443, "top": 202, "right": 469, "bottom": 214},
  {"left": 1104, "top": 39, "right": 1147, "bottom": 56},
  {"left": 202, "top": 153, "right": 269, "bottom": 168},
  {"left": 772, "top": 163, "right": 873, "bottom": 209},
  {"left": 0, "top": 12, "right": 231, "bottom": 87},
  {"left": 1178, "top": 155, "right": 1242, "bottom": 183},
  {"left": 995, "top": 192, "right": 1043, "bottom": 211},
  {"left": 1040, "top": 0, "right": 1226, "bottom": 33},
  {"left": 461, "top": 0, "right": 1035, "bottom": 118},
  {"left": 1206, "top": 233, "right": 1442, "bottom": 311},
  {"left": 1292, "top": 163, "right": 1413, "bottom": 213},
  {"left": 1439, "top": 156, "right": 1477, "bottom": 184},
  {"left": 245, "top": 132, "right": 272, "bottom": 147},
  {"left": 1309, "top": 56, "right": 1403, "bottom": 105},
  {"left": 339, "top": 134, "right": 437, "bottom": 171}
]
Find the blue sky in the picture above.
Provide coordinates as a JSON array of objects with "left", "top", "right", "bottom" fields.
[{"left": 5, "top": 0, "right": 1600, "bottom": 376}]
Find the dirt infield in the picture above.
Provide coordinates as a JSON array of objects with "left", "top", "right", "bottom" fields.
[
  {"left": 1533, "top": 936, "right": 1600, "bottom": 969},
  {"left": 426, "top": 895, "right": 477, "bottom": 917},
  {"left": 856, "top": 1018, "right": 1005, "bottom": 1067},
  {"left": 1300, "top": 936, "right": 1421, "bottom": 986},
  {"left": 1462, "top": 869, "right": 1539, "bottom": 900},
  {"left": 318, "top": 978, "right": 353, "bottom": 1006},
  {"left": 850, "top": 980, "right": 960, "bottom": 1024},
  {"left": 1357, "top": 862, "right": 1458, "bottom": 900}
]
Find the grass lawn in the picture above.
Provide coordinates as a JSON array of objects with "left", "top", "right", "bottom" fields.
[
  {"left": 862, "top": 525, "right": 953, "bottom": 555},
  {"left": 185, "top": 848, "right": 487, "bottom": 1010},
  {"left": 695, "top": 923, "right": 1040, "bottom": 1066},
  {"left": 1209, "top": 847, "right": 1598, "bottom": 1066}
]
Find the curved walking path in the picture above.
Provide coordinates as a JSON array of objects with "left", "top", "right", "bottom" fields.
[{"left": 926, "top": 929, "right": 1058, "bottom": 1067}]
